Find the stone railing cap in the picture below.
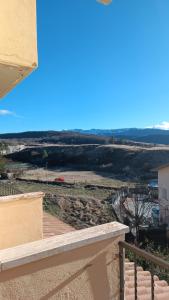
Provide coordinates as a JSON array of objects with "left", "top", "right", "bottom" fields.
[
  {"left": 0, "top": 192, "right": 44, "bottom": 203},
  {"left": 0, "top": 222, "right": 129, "bottom": 271}
]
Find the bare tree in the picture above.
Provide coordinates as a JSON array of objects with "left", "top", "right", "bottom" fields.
[
  {"left": 122, "top": 194, "right": 154, "bottom": 244},
  {"left": 112, "top": 188, "right": 156, "bottom": 245}
]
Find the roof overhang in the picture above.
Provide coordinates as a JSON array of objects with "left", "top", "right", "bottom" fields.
[{"left": 0, "top": 0, "right": 38, "bottom": 98}]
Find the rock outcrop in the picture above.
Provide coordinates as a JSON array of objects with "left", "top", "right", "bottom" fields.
[{"left": 44, "top": 193, "right": 115, "bottom": 229}]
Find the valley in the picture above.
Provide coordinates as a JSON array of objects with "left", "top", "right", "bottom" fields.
[{"left": 0, "top": 129, "right": 168, "bottom": 229}]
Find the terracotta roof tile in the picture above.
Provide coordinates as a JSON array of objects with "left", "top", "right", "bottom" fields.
[{"left": 125, "top": 260, "right": 169, "bottom": 300}]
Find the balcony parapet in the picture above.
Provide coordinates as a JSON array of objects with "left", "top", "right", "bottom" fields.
[
  {"left": 0, "top": 192, "right": 44, "bottom": 250},
  {"left": 0, "top": 221, "right": 128, "bottom": 271}
]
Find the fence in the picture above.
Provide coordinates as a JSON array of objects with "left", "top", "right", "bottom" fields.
[{"left": 0, "top": 182, "right": 22, "bottom": 196}]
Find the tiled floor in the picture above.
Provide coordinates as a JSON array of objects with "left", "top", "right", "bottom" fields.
[{"left": 43, "top": 212, "right": 75, "bottom": 238}]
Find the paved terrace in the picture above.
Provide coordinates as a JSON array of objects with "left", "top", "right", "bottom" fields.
[{"left": 43, "top": 211, "right": 75, "bottom": 238}]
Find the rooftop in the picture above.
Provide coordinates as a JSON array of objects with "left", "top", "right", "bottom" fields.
[
  {"left": 125, "top": 259, "right": 169, "bottom": 300},
  {"left": 156, "top": 162, "right": 169, "bottom": 171}
]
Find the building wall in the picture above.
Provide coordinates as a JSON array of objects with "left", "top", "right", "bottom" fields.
[
  {"left": 158, "top": 167, "right": 169, "bottom": 225},
  {"left": 0, "top": 192, "right": 43, "bottom": 249},
  {"left": 0, "top": 235, "right": 123, "bottom": 300}
]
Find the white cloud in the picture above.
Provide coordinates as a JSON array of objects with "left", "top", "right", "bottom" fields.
[
  {"left": 0, "top": 110, "right": 14, "bottom": 116},
  {"left": 147, "top": 121, "right": 169, "bottom": 130}
]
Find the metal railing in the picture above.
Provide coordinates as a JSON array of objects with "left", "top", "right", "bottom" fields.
[
  {"left": 119, "top": 241, "right": 169, "bottom": 300},
  {"left": 0, "top": 182, "right": 22, "bottom": 196}
]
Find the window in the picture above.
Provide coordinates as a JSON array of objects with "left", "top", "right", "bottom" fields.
[{"left": 162, "top": 188, "right": 167, "bottom": 200}]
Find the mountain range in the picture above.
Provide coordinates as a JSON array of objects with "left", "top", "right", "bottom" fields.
[
  {"left": 1, "top": 128, "right": 169, "bottom": 145},
  {"left": 73, "top": 128, "right": 169, "bottom": 145}
]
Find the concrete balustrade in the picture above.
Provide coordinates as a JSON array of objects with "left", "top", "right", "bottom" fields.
[{"left": 0, "top": 221, "right": 128, "bottom": 300}]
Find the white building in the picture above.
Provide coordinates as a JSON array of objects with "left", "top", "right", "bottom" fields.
[{"left": 158, "top": 163, "right": 169, "bottom": 226}]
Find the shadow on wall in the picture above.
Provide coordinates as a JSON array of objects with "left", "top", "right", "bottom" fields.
[
  {"left": 40, "top": 252, "right": 110, "bottom": 300},
  {"left": 0, "top": 238, "right": 119, "bottom": 300}
]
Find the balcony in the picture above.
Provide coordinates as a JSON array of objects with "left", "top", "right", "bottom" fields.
[{"left": 0, "top": 192, "right": 168, "bottom": 299}]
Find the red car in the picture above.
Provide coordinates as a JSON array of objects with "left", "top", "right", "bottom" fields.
[{"left": 54, "top": 177, "right": 65, "bottom": 182}]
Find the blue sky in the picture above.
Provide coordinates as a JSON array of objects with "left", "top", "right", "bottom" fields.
[{"left": 1, "top": 0, "right": 169, "bottom": 133}]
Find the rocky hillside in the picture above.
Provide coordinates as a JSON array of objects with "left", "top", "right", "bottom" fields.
[
  {"left": 44, "top": 193, "right": 114, "bottom": 229},
  {"left": 7, "top": 144, "right": 169, "bottom": 179}
]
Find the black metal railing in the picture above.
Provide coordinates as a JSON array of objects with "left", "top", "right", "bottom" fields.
[{"left": 119, "top": 241, "right": 169, "bottom": 300}]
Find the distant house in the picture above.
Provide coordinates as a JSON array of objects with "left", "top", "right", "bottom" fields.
[{"left": 158, "top": 163, "right": 169, "bottom": 226}]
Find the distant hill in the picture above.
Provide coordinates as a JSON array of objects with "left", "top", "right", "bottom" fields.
[
  {"left": 0, "top": 130, "right": 112, "bottom": 145},
  {"left": 73, "top": 128, "right": 169, "bottom": 145}
]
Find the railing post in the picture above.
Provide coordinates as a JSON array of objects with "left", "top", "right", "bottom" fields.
[
  {"left": 134, "top": 254, "right": 137, "bottom": 300},
  {"left": 151, "top": 264, "right": 155, "bottom": 300},
  {"left": 119, "top": 243, "right": 125, "bottom": 300}
]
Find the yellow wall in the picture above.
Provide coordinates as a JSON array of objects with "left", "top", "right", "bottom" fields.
[
  {"left": 0, "top": 0, "right": 37, "bottom": 97},
  {"left": 0, "top": 192, "right": 43, "bottom": 249},
  {"left": 0, "top": 236, "right": 123, "bottom": 300}
]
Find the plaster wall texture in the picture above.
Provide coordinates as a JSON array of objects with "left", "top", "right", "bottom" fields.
[
  {"left": 158, "top": 167, "right": 169, "bottom": 225},
  {"left": 0, "top": 192, "right": 43, "bottom": 250},
  {"left": 0, "top": 235, "right": 123, "bottom": 300},
  {"left": 0, "top": 0, "right": 37, "bottom": 97}
]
